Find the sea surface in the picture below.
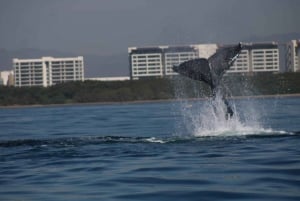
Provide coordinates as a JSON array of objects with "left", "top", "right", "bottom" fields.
[{"left": 0, "top": 97, "right": 300, "bottom": 201}]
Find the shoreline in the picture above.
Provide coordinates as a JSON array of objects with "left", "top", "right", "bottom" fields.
[{"left": 1, "top": 93, "right": 300, "bottom": 109}]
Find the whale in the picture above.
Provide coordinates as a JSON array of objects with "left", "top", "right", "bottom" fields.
[{"left": 173, "top": 43, "right": 243, "bottom": 118}]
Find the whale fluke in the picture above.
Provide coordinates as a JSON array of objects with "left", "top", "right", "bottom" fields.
[{"left": 173, "top": 43, "right": 243, "bottom": 118}]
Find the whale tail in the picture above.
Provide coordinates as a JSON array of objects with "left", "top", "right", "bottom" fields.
[{"left": 173, "top": 43, "right": 243, "bottom": 118}]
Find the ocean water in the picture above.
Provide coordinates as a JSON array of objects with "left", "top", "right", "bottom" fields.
[{"left": 0, "top": 97, "right": 300, "bottom": 201}]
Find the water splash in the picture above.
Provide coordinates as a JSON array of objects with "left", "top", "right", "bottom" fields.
[
  {"left": 179, "top": 95, "right": 288, "bottom": 137},
  {"left": 172, "top": 77, "right": 285, "bottom": 137}
]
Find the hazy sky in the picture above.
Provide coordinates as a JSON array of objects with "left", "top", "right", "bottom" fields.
[{"left": 0, "top": 0, "right": 299, "bottom": 56}]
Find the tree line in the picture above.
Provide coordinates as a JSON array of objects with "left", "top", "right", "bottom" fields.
[{"left": 0, "top": 73, "right": 299, "bottom": 106}]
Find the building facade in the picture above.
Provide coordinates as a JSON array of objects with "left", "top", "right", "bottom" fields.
[
  {"left": 129, "top": 47, "right": 164, "bottom": 79},
  {"left": 227, "top": 42, "right": 279, "bottom": 73},
  {"left": 13, "top": 56, "right": 84, "bottom": 87},
  {"left": 227, "top": 49, "right": 250, "bottom": 73},
  {"left": 251, "top": 43, "right": 279, "bottom": 72},
  {"left": 286, "top": 40, "right": 300, "bottom": 72}
]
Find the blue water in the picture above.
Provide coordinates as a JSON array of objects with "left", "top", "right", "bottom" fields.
[{"left": 0, "top": 97, "right": 300, "bottom": 201}]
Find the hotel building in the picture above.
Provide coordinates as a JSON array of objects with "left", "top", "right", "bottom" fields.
[
  {"left": 228, "top": 42, "right": 279, "bottom": 73},
  {"left": 128, "top": 47, "right": 164, "bottom": 79},
  {"left": 227, "top": 49, "right": 250, "bottom": 73},
  {"left": 13, "top": 56, "right": 84, "bottom": 87},
  {"left": 286, "top": 40, "right": 300, "bottom": 72}
]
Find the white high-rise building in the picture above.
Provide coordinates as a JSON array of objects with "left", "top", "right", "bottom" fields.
[
  {"left": 129, "top": 47, "right": 164, "bottom": 79},
  {"left": 13, "top": 56, "right": 84, "bottom": 87},
  {"left": 228, "top": 49, "right": 250, "bottom": 73},
  {"left": 228, "top": 42, "right": 279, "bottom": 73},
  {"left": 286, "top": 40, "right": 300, "bottom": 72},
  {"left": 251, "top": 44, "right": 279, "bottom": 72}
]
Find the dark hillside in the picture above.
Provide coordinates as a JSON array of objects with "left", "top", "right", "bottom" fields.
[{"left": 0, "top": 73, "right": 299, "bottom": 106}]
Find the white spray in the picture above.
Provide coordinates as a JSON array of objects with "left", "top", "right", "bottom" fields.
[{"left": 174, "top": 79, "right": 271, "bottom": 137}]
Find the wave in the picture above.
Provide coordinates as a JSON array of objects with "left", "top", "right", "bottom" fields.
[
  {"left": 193, "top": 127, "right": 292, "bottom": 137},
  {"left": 0, "top": 136, "right": 169, "bottom": 148},
  {"left": 0, "top": 131, "right": 298, "bottom": 148}
]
